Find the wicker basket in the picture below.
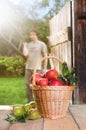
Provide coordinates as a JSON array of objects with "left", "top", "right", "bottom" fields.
[{"left": 31, "top": 56, "right": 75, "bottom": 119}]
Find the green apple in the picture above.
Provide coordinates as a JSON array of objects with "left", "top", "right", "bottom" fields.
[
  {"left": 28, "top": 108, "right": 41, "bottom": 120},
  {"left": 24, "top": 103, "right": 32, "bottom": 112},
  {"left": 13, "top": 106, "right": 25, "bottom": 118},
  {"left": 28, "top": 101, "right": 37, "bottom": 108},
  {"left": 13, "top": 104, "right": 24, "bottom": 111}
]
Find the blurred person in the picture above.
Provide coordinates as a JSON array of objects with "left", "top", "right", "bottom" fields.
[{"left": 23, "top": 30, "right": 47, "bottom": 102}]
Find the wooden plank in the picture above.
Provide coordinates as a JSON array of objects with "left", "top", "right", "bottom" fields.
[
  {"left": 0, "top": 110, "right": 12, "bottom": 130},
  {"left": 48, "top": 1, "right": 72, "bottom": 73},
  {"left": 78, "top": 0, "right": 86, "bottom": 18},
  {"left": 69, "top": 105, "right": 86, "bottom": 130},
  {"left": 43, "top": 113, "right": 78, "bottom": 130},
  {"left": 9, "top": 119, "right": 44, "bottom": 130},
  {"left": 49, "top": 1, "right": 71, "bottom": 36},
  {"left": 0, "top": 109, "right": 44, "bottom": 130},
  {"left": 48, "top": 27, "right": 71, "bottom": 47},
  {"left": 0, "top": 106, "right": 86, "bottom": 130},
  {"left": 50, "top": 41, "right": 72, "bottom": 71},
  {"left": 76, "top": 19, "right": 86, "bottom": 103}
]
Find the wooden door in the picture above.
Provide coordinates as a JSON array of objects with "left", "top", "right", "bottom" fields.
[{"left": 74, "top": 0, "right": 86, "bottom": 103}]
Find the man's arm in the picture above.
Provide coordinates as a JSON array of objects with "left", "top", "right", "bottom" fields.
[
  {"left": 23, "top": 43, "right": 28, "bottom": 57},
  {"left": 43, "top": 52, "right": 48, "bottom": 70}
]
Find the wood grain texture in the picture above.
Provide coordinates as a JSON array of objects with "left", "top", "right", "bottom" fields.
[
  {"left": 9, "top": 119, "right": 44, "bottom": 130},
  {"left": 69, "top": 105, "right": 86, "bottom": 130},
  {"left": 43, "top": 112, "right": 78, "bottom": 130}
]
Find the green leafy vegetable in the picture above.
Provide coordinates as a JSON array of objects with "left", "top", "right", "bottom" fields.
[
  {"left": 61, "top": 62, "right": 78, "bottom": 85},
  {"left": 58, "top": 74, "right": 66, "bottom": 85},
  {"left": 5, "top": 114, "right": 26, "bottom": 123},
  {"left": 5, "top": 115, "right": 16, "bottom": 123},
  {"left": 16, "top": 117, "right": 26, "bottom": 123}
]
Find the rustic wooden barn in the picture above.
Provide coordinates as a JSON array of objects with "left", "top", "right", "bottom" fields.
[{"left": 48, "top": 0, "right": 86, "bottom": 104}]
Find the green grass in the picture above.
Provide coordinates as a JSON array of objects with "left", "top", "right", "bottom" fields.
[{"left": 0, "top": 77, "right": 28, "bottom": 105}]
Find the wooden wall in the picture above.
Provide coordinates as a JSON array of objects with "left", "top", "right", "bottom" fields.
[
  {"left": 74, "top": 0, "right": 86, "bottom": 103},
  {"left": 78, "top": 0, "right": 86, "bottom": 18}
]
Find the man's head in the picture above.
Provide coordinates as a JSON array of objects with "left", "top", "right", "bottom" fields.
[{"left": 29, "top": 30, "right": 38, "bottom": 42}]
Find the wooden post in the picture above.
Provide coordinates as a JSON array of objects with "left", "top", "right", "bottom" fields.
[{"left": 72, "top": 0, "right": 86, "bottom": 104}]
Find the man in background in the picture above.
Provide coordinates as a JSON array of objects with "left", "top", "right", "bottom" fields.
[{"left": 23, "top": 30, "right": 47, "bottom": 102}]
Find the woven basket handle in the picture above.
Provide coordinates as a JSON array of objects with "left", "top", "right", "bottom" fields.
[{"left": 32, "top": 56, "right": 63, "bottom": 86}]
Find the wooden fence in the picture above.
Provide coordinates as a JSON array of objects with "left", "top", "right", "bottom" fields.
[
  {"left": 48, "top": 0, "right": 86, "bottom": 104},
  {"left": 49, "top": 1, "right": 72, "bottom": 71}
]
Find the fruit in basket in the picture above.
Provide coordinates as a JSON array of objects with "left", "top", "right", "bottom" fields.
[
  {"left": 45, "top": 69, "right": 58, "bottom": 79},
  {"left": 28, "top": 108, "right": 41, "bottom": 120},
  {"left": 37, "top": 78, "right": 48, "bottom": 86},
  {"left": 13, "top": 106, "right": 25, "bottom": 118},
  {"left": 65, "top": 81, "right": 71, "bottom": 86},
  {"left": 31, "top": 73, "right": 42, "bottom": 84},
  {"left": 41, "top": 70, "right": 48, "bottom": 78},
  {"left": 49, "top": 78, "right": 63, "bottom": 86}
]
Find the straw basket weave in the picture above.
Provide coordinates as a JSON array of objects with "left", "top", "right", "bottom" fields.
[{"left": 31, "top": 56, "right": 75, "bottom": 119}]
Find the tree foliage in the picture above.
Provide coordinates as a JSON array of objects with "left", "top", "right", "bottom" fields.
[
  {"left": 22, "top": 19, "right": 49, "bottom": 44},
  {"left": 0, "top": 0, "right": 70, "bottom": 56},
  {"left": 40, "top": 0, "right": 70, "bottom": 20}
]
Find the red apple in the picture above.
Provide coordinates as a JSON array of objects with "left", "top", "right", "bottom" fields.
[
  {"left": 41, "top": 70, "right": 48, "bottom": 78},
  {"left": 65, "top": 81, "right": 71, "bottom": 86},
  {"left": 30, "top": 73, "right": 42, "bottom": 84},
  {"left": 45, "top": 69, "right": 58, "bottom": 79},
  {"left": 37, "top": 78, "right": 48, "bottom": 86},
  {"left": 49, "top": 78, "right": 63, "bottom": 86}
]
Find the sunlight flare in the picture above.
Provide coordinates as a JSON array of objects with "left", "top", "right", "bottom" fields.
[{"left": 0, "top": 1, "right": 13, "bottom": 28}]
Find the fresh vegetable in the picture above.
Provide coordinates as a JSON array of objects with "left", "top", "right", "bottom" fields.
[
  {"left": 61, "top": 62, "right": 78, "bottom": 85},
  {"left": 6, "top": 115, "right": 16, "bottom": 123},
  {"left": 58, "top": 74, "right": 66, "bottom": 85}
]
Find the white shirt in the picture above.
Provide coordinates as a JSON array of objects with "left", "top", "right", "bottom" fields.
[{"left": 25, "top": 40, "right": 47, "bottom": 70}]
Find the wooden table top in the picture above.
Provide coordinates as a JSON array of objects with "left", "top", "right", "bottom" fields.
[{"left": 0, "top": 105, "right": 86, "bottom": 130}]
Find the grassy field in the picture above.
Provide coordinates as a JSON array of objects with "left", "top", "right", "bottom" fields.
[{"left": 0, "top": 77, "right": 28, "bottom": 105}]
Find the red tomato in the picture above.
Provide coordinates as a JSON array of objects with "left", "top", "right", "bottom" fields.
[
  {"left": 45, "top": 69, "right": 58, "bottom": 79},
  {"left": 49, "top": 78, "right": 63, "bottom": 86},
  {"left": 37, "top": 78, "right": 48, "bottom": 86}
]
